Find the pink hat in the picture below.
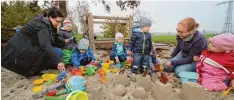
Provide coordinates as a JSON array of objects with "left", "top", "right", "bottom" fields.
[
  {"left": 209, "top": 33, "right": 234, "bottom": 51},
  {"left": 63, "top": 19, "right": 72, "bottom": 27}
]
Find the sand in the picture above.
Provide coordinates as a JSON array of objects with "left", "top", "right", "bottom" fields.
[{"left": 1, "top": 49, "right": 234, "bottom": 100}]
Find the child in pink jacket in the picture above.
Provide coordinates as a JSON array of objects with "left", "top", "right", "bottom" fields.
[{"left": 194, "top": 33, "right": 234, "bottom": 91}]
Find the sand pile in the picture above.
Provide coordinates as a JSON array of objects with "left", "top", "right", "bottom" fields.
[{"left": 1, "top": 49, "right": 234, "bottom": 100}]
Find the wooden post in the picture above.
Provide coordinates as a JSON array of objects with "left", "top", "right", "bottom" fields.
[
  {"left": 88, "top": 13, "right": 95, "bottom": 53},
  {"left": 114, "top": 20, "right": 118, "bottom": 34},
  {"left": 129, "top": 15, "right": 133, "bottom": 39}
]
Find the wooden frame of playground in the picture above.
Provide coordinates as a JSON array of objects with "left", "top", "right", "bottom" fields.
[{"left": 83, "top": 12, "right": 133, "bottom": 53}]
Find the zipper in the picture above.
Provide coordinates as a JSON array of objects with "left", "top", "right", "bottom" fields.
[{"left": 142, "top": 32, "right": 145, "bottom": 54}]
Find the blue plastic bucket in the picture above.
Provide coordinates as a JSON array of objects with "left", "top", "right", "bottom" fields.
[{"left": 178, "top": 72, "right": 198, "bottom": 84}]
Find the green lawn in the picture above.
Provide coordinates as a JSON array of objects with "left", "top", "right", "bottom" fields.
[
  {"left": 151, "top": 34, "right": 215, "bottom": 43},
  {"left": 75, "top": 33, "right": 216, "bottom": 43}
]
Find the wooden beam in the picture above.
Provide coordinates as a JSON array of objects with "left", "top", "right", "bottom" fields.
[
  {"left": 129, "top": 15, "right": 133, "bottom": 39},
  {"left": 93, "top": 15, "right": 129, "bottom": 20},
  {"left": 88, "top": 13, "right": 95, "bottom": 52},
  {"left": 95, "top": 38, "right": 129, "bottom": 41},
  {"left": 93, "top": 21, "right": 128, "bottom": 24}
]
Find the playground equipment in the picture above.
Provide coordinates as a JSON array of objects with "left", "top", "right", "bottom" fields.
[{"left": 83, "top": 11, "right": 133, "bottom": 52}]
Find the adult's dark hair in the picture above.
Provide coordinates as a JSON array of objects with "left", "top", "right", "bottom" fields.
[{"left": 43, "top": 8, "right": 64, "bottom": 18}]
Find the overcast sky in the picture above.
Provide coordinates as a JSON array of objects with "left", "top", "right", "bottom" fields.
[
  {"left": 88, "top": 0, "right": 232, "bottom": 33},
  {"left": 53, "top": 0, "right": 232, "bottom": 33}
]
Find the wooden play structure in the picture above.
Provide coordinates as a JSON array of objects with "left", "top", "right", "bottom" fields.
[{"left": 83, "top": 12, "right": 133, "bottom": 52}]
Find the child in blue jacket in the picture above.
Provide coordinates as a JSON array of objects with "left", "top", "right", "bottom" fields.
[
  {"left": 110, "top": 32, "right": 128, "bottom": 64},
  {"left": 128, "top": 17, "right": 153, "bottom": 74},
  {"left": 71, "top": 38, "right": 95, "bottom": 68}
]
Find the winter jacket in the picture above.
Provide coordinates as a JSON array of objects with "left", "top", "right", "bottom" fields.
[
  {"left": 71, "top": 48, "right": 95, "bottom": 67},
  {"left": 110, "top": 42, "right": 127, "bottom": 58},
  {"left": 59, "top": 28, "right": 76, "bottom": 49},
  {"left": 197, "top": 50, "right": 234, "bottom": 91},
  {"left": 171, "top": 31, "right": 207, "bottom": 65},
  {"left": 1, "top": 16, "right": 65, "bottom": 77},
  {"left": 128, "top": 27, "right": 152, "bottom": 54}
]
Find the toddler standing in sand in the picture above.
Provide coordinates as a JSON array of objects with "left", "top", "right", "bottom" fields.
[
  {"left": 128, "top": 17, "right": 153, "bottom": 74},
  {"left": 59, "top": 18, "right": 77, "bottom": 66}
]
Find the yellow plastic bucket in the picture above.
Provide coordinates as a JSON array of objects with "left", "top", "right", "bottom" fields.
[{"left": 66, "top": 90, "right": 88, "bottom": 100}]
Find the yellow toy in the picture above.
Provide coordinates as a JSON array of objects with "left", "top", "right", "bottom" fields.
[
  {"left": 221, "top": 87, "right": 232, "bottom": 97},
  {"left": 98, "top": 68, "right": 107, "bottom": 84},
  {"left": 110, "top": 68, "right": 118, "bottom": 73},
  {"left": 42, "top": 74, "right": 57, "bottom": 81},
  {"left": 32, "top": 86, "right": 43, "bottom": 93},
  {"left": 66, "top": 90, "right": 88, "bottom": 100},
  {"left": 33, "top": 79, "right": 44, "bottom": 86}
]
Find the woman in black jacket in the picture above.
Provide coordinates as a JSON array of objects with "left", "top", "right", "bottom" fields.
[{"left": 2, "top": 8, "right": 68, "bottom": 77}]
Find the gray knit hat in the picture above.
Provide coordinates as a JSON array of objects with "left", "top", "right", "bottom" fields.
[
  {"left": 77, "top": 38, "right": 89, "bottom": 50},
  {"left": 139, "top": 17, "right": 152, "bottom": 28}
]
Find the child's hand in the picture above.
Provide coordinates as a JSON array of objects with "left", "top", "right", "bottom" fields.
[
  {"left": 231, "top": 79, "right": 234, "bottom": 89},
  {"left": 193, "top": 56, "right": 200, "bottom": 62},
  {"left": 116, "top": 58, "right": 120, "bottom": 63},
  {"left": 165, "top": 61, "right": 172, "bottom": 67},
  {"left": 127, "top": 50, "right": 132, "bottom": 56},
  {"left": 57, "top": 62, "right": 65, "bottom": 71}
]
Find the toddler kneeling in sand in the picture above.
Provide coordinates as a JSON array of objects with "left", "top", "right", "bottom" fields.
[{"left": 194, "top": 33, "right": 234, "bottom": 91}]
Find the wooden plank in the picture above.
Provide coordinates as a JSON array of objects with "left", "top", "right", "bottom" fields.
[
  {"left": 95, "top": 38, "right": 129, "bottom": 41},
  {"left": 129, "top": 15, "right": 133, "bottom": 39},
  {"left": 114, "top": 20, "right": 117, "bottom": 34},
  {"left": 93, "top": 21, "right": 128, "bottom": 24},
  {"left": 93, "top": 15, "right": 129, "bottom": 20},
  {"left": 88, "top": 13, "right": 95, "bottom": 52}
]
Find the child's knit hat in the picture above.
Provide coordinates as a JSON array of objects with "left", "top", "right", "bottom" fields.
[
  {"left": 63, "top": 19, "right": 72, "bottom": 27},
  {"left": 77, "top": 38, "right": 89, "bottom": 50},
  {"left": 115, "top": 32, "right": 124, "bottom": 41},
  {"left": 209, "top": 33, "right": 234, "bottom": 51},
  {"left": 139, "top": 16, "right": 152, "bottom": 28}
]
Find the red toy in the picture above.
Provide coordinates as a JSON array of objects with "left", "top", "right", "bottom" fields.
[
  {"left": 71, "top": 67, "right": 85, "bottom": 76},
  {"left": 90, "top": 62, "right": 99, "bottom": 67},
  {"left": 46, "top": 91, "right": 56, "bottom": 96}
]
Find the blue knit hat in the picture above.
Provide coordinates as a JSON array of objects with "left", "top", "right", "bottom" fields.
[
  {"left": 139, "top": 17, "right": 152, "bottom": 28},
  {"left": 77, "top": 38, "right": 89, "bottom": 50}
]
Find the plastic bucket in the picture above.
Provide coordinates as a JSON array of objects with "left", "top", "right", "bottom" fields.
[{"left": 178, "top": 72, "right": 198, "bottom": 84}]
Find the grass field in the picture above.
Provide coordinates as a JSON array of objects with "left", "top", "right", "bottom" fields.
[
  {"left": 151, "top": 34, "right": 215, "bottom": 43},
  {"left": 75, "top": 33, "right": 216, "bottom": 43}
]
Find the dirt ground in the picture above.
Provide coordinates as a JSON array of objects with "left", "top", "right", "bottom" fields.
[{"left": 1, "top": 49, "right": 234, "bottom": 100}]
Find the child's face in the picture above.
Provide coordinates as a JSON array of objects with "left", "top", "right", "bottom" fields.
[
  {"left": 141, "top": 26, "right": 151, "bottom": 32},
  {"left": 207, "top": 42, "right": 223, "bottom": 52},
  {"left": 64, "top": 25, "right": 72, "bottom": 31},
  {"left": 176, "top": 24, "right": 192, "bottom": 39},
  {"left": 117, "top": 37, "right": 124, "bottom": 43},
  {"left": 79, "top": 49, "right": 87, "bottom": 54}
]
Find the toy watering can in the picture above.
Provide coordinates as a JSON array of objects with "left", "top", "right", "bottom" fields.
[
  {"left": 65, "top": 76, "right": 86, "bottom": 92},
  {"left": 85, "top": 66, "right": 97, "bottom": 76}
]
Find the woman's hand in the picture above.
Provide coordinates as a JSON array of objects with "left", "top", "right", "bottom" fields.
[
  {"left": 165, "top": 61, "right": 172, "bottom": 67},
  {"left": 231, "top": 79, "right": 234, "bottom": 89},
  {"left": 193, "top": 56, "right": 200, "bottom": 62},
  {"left": 57, "top": 62, "right": 65, "bottom": 71},
  {"left": 64, "top": 39, "right": 70, "bottom": 44}
]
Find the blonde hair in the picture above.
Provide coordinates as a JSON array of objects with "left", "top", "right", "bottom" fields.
[{"left": 178, "top": 17, "right": 199, "bottom": 32}]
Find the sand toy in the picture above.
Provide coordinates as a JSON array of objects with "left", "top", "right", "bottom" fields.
[{"left": 42, "top": 74, "right": 57, "bottom": 81}]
